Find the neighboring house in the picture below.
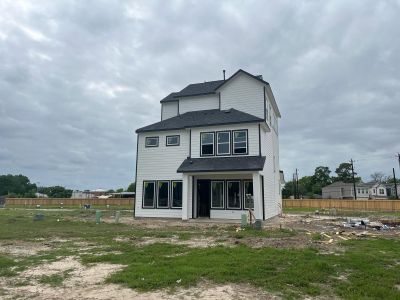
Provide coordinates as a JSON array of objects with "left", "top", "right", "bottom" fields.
[
  {"left": 134, "top": 69, "right": 281, "bottom": 220},
  {"left": 35, "top": 192, "right": 48, "bottom": 198},
  {"left": 322, "top": 181, "right": 399, "bottom": 199}
]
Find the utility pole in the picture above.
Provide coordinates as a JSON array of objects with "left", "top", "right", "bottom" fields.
[
  {"left": 295, "top": 168, "right": 299, "bottom": 199},
  {"left": 397, "top": 153, "right": 400, "bottom": 173},
  {"left": 350, "top": 159, "right": 357, "bottom": 200},
  {"left": 292, "top": 173, "right": 296, "bottom": 199},
  {"left": 394, "top": 168, "right": 399, "bottom": 200}
]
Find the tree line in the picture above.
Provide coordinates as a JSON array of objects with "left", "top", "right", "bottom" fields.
[
  {"left": 0, "top": 174, "right": 136, "bottom": 198},
  {"left": 282, "top": 163, "right": 399, "bottom": 199}
]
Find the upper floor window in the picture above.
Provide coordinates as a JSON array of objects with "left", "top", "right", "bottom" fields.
[
  {"left": 201, "top": 132, "right": 214, "bottom": 156},
  {"left": 145, "top": 137, "right": 159, "bottom": 147},
  {"left": 217, "top": 131, "right": 230, "bottom": 155},
  {"left": 232, "top": 130, "right": 248, "bottom": 155},
  {"left": 166, "top": 135, "right": 180, "bottom": 146}
]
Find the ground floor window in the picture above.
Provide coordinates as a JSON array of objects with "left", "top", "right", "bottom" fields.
[
  {"left": 171, "top": 181, "right": 182, "bottom": 208},
  {"left": 211, "top": 181, "right": 224, "bottom": 208},
  {"left": 227, "top": 181, "right": 241, "bottom": 209},
  {"left": 243, "top": 181, "right": 254, "bottom": 209},
  {"left": 157, "top": 181, "right": 170, "bottom": 208},
  {"left": 143, "top": 181, "right": 155, "bottom": 208}
]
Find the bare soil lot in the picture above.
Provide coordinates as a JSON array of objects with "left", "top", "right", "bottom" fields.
[{"left": 0, "top": 208, "right": 399, "bottom": 299}]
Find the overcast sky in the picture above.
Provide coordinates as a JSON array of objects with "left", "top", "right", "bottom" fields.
[{"left": 1, "top": 0, "right": 399, "bottom": 190}]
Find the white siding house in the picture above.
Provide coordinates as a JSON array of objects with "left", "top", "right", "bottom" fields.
[{"left": 135, "top": 69, "right": 281, "bottom": 220}]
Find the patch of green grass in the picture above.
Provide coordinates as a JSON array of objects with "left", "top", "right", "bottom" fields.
[
  {"left": 0, "top": 255, "right": 17, "bottom": 277},
  {"left": 311, "top": 233, "right": 323, "bottom": 241},
  {"left": 38, "top": 269, "right": 72, "bottom": 287}
]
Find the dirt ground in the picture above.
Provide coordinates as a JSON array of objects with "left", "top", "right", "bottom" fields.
[{"left": 1, "top": 212, "right": 399, "bottom": 299}]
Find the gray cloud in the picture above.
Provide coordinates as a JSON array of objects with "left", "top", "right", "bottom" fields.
[{"left": 0, "top": 0, "right": 399, "bottom": 189}]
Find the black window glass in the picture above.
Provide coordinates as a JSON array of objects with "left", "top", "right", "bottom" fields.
[
  {"left": 172, "top": 181, "right": 182, "bottom": 208},
  {"left": 227, "top": 181, "right": 241, "bottom": 209},
  {"left": 244, "top": 181, "right": 254, "bottom": 209},
  {"left": 157, "top": 181, "right": 169, "bottom": 207},
  {"left": 167, "top": 136, "right": 179, "bottom": 146},
  {"left": 217, "top": 132, "right": 230, "bottom": 155},
  {"left": 211, "top": 181, "right": 224, "bottom": 208},
  {"left": 143, "top": 181, "right": 155, "bottom": 207},
  {"left": 146, "top": 137, "right": 159, "bottom": 147},
  {"left": 201, "top": 133, "right": 214, "bottom": 155}
]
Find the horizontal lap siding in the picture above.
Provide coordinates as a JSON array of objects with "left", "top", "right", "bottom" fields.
[
  {"left": 211, "top": 210, "right": 244, "bottom": 219},
  {"left": 261, "top": 127, "right": 280, "bottom": 219},
  {"left": 219, "top": 73, "right": 265, "bottom": 119},
  {"left": 191, "top": 123, "right": 259, "bottom": 158},
  {"left": 135, "top": 130, "right": 188, "bottom": 218},
  {"left": 179, "top": 95, "right": 219, "bottom": 114},
  {"left": 162, "top": 102, "right": 178, "bottom": 120}
]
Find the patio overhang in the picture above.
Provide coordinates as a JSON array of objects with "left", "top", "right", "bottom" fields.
[{"left": 177, "top": 156, "right": 266, "bottom": 173}]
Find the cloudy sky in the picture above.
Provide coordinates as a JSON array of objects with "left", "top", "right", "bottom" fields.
[{"left": 1, "top": 0, "right": 399, "bottom": 190}]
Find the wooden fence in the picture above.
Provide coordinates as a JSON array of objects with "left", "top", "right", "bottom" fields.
[
  {"left": 4, "top": 198, "right": 135, "bottom": 207},
  {"left": 283, "top": 199, "right": 400, "bottom": 211}
]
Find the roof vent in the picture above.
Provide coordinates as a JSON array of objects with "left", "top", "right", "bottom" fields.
[
  {"left": 224, "top": 108, "right": 233, "bottom": 113},
  {"left": 256, "top": 75, "right": 263, "bottom": 80}
]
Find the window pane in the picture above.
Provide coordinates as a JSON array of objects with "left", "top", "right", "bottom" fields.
[
  {"left": 157, "top": 181, "right": 169, "bottom": 207},
  {"left": 218, "top": 132, "right": 229, "bottom": 143},
  {"left": 227, "top": 181, "right": 241, "bottom": 209},
  {"left": 143, "top": 182, "right": 155, "bottom": 207},
  {"left": 201, "top": 133, "right": 214, "bottom": 144},
  {"left": 217, "top": 144, "right": 229, "bottom": 155},
  {"left": 212, "top": 181, "right": 224, "bottom": 208},
  {"left": 234, "top": 131, "right": 246, "bottom": 142},
  {"left": 244, "top": 181, "right": 254, "bottom": 209},
  {"left": 172, "top": 181, "right": 182, "bottom": 208},
  {"left": 167, "top": 136, "right": 179, "bottom": 145},
  {"left": 146, "top": 137, "right": 158, "bottom": 147},
  {"left": 234, "top": 146, "right": 247, "bottom": 154},
  {"left": 202, "top": 144, "right": 214, "bottom": 155}
]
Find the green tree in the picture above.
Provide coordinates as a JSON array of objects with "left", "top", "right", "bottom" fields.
[
  {"left": 127, "top": 182, "right": 136, "bottom": 192},
  {"left": 0, "top": 174, "right": 37, "bottom": 197},
  {"left": 311, "top": 166, "right": 332, "bottom": 195},
  {"left": 116, "top": 188, "right": 124, "bottom": 193},
  {"left": 38, "top": 186, "right": 72, "bottom": 198},
  {"left": 334, "top": 163, "right": 360, "bottom": 183}
]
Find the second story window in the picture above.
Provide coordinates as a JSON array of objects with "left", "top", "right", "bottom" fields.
[
  {"left": 201, "top": 132, "right": 214, "bottom": 156},
  {"left": 217, "top": 131, "right": 230, "bottom": 155},
  {"left": 145, "top": 137, "right": 159, "bottom": 147},
  {"left": 233, "top": 130, "right": 248, "bottom": 155},
  {"left": 166, "top": 135, "right": 180, "bottom": 146}
]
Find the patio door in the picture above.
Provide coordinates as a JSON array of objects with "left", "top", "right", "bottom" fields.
[{"left": 197, "top": 180, "right": 211, "bottom": 218}]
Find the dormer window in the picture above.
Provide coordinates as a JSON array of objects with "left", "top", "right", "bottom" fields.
[
  {"left": 200, "top": 132, "right": 214, "bottom": 156},
  {"left": 233, "top": 130, "right": 248, "bottom": 155}
]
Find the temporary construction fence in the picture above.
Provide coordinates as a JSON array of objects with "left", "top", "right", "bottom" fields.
[
  {"left": 283, "top": 199, "right": 400, "bottom": 212},
  {"left": 4, "top": 197, "right": 134, "bottom": 207}
]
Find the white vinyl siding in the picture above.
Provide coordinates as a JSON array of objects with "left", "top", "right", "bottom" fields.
[
  {"left": 218, "top": 72, "right": 265, "bottom": 119},
  {"left": 135, "top": 130, "right": 188, "bottom": 218},
  {"left": 179, "top": 94, "right": 219, "bottom": 114},
  {"left": 161, "top": 102, "right": 179, "bottom": 120}
]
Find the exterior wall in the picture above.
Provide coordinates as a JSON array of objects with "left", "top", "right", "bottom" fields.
[
  {"left": 190, "top": 123, "right": 260, "bottom": 158},
  {"left": 322, "top": 185, "right": 354, "bottom": 199},
  {"left": 260, "top": 125, "right": 280, "bottom": 219},
  {"left": 178, "top": 94, "right": 219, "bottom": 114},
  {"left": 218, "top": 72, "right": 265, "bottom": 119},
  {"left": 161, "top": 102, "right": 178, "bottom": 120},
  {"left": 135, "top": 129, "right": 189, "bottom": 218}
]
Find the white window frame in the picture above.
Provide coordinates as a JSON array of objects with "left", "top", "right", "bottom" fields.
[
  {"left": 166, "top": 135, "right": 180, "bottom": 146},
  {"left": 243, "top": 180, "right": 254, "bottom": 209},
  {"left": 216, "top": 131, "right": 231, "bottom": 156},
  {"left": 211, "top": 181, "right": 224, "bottom": 209},
  {"left": 226, "top": 180, "right": 241, "bottom": 210},
  {"left": 200, "top": 132, "right": 215, "bottom": 156},
  {"left": 171, "top": 181, "right": 183, "bottom": 208},
  {"left": 145, "top": 137, "right": 159, "bottom": 147},
  {"left": 157, "top": 181, "right": 170, "bottom": 208},
  {"left": 142, "top": 181, "right": 156, "bottom": 208},
  {"left": 232, "top": 130, "right": 248, "bottom": 155}
]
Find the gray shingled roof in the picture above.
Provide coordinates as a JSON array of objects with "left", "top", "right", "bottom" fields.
[
  {"left": 160, "top": 69, "right": 270, "bottom": 103},
  {"left": 177, "top": 156, "right": 266, "bottom": 173},
  {"left": 136, "top": 108, "right": 264, "bottom": 133}
]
